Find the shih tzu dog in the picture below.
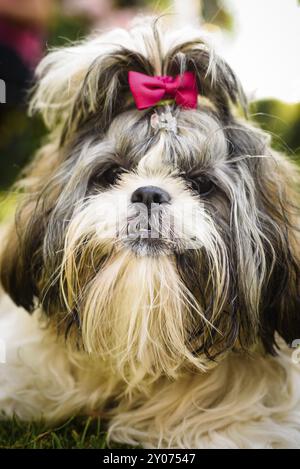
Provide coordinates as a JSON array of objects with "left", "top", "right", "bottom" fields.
[{"left": 0, "top": 17, "right": 300, "bottom": 449}]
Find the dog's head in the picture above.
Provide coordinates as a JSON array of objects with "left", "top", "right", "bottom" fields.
[{"left": 2, "top": 18, "right": 300, "bottom": 379}]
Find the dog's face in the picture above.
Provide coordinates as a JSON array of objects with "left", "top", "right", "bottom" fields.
[{"left": 1, "top": 19, "right": 300, "bottom": 379}]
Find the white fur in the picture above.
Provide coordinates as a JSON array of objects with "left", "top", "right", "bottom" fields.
[{"left": 1, "top": 294, "right": 299, "bottom": 448}]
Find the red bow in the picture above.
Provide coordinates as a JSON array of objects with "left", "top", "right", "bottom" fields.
[{"left": 128, "top": 71, "right": 198, "bottom": 110}]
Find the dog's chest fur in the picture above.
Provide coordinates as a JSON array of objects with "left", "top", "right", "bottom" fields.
[{"left": 1, "top": 293, "right": 300, "bottom": 449}]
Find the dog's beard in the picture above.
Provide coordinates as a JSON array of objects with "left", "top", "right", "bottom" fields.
[
  {"left": 63, "top": 251, "right": 227, "bottom": 382},
  {"left": 58, "top": 173, "right": 229, "bottom": 381}
]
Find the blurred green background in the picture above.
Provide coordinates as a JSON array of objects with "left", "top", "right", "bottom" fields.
[{"left": 0, "top": 0, "right": 299, "bottom": 202}]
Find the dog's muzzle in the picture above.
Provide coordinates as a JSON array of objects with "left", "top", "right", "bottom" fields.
[{"left": 125, "top": 185, "right": 173, "bottom": 255}]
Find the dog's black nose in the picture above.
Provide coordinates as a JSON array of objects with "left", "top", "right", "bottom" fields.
[{"left": 131, "top": 186, "right": 171, "bottom": 207}]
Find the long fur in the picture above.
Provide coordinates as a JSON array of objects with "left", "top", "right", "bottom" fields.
[
  {"left": 1, "top": 296, "right": 300, "bottom": 448},
  {"left": 0, "top": 17, "right": 300, "bottom": 448}
]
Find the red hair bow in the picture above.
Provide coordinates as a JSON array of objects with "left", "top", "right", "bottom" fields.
[{"left": 128, "top": 71, "right": 198, "bottom": 110}]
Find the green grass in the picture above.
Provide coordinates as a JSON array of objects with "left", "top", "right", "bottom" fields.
[{"left": 0, "top": 416, "right": 115, "bottom": 449}]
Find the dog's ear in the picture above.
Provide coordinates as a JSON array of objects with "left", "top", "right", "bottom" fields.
[
  {"left": 0, "top": 141, "right": 62, "bottom": 312},
  {"left": 225, "top": 122, "right": 300, "bottom": 353},
  {"left": 258, "top": 157, "right": 300, "bottom": 353}
]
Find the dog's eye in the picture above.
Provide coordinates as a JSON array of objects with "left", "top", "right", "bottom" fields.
[
  {"left": 188, "top": 175, "right": 214, "bottom": 196},
  {"left": 100, "top": 165, "right": 124, "bottom": 187}
]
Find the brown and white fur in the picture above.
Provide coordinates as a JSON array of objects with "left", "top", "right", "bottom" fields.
[{"left": 0, "top": 17, "right": 300, "bottom": 448}]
